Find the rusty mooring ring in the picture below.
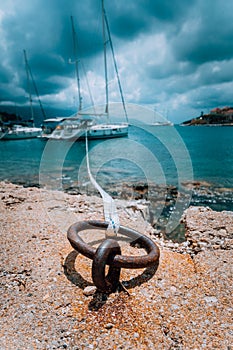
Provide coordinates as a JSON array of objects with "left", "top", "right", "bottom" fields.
[
  {"left": 67, "top": 220, "right": 160, "bottom": 269},
  {"left": 92, "top": 238, "right": 122, "bottom": 293}
]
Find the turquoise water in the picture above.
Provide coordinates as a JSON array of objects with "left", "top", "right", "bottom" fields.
[
  {"left": 0, "top": 125, "right": 232, "bottom": 188},
  {"left": 178, "top": 125, "right": 233, "bottom": 187}
]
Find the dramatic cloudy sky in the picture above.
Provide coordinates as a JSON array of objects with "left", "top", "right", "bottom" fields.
[{"left": 1, "top": 0, "right": 233, "bottom": 123}]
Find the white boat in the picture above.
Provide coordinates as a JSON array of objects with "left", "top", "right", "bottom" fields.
[
  {"left": 44, "top": 114, "right": 92, "bottom": 140},
  {"left": 86, "top": 123, "right": 128, "bottom": 139},
  {"left": 149, "top": 107, "right": 173, "bottom": 126},
  {"left": 0, "top": 50, "right": 43, "bottom": 140},
  {"left": 0, "top": 125, "right": 42, "bottom": 140},
  {"left": 47, "top": 1, "right": 129, "bottom": 141},
  {"left": 150, "top": 121, "right": 174, "bottom": 126},
  {"left": 47, "top": 115, "right": 128, "bottom": 140},
  {"left": 38, "top": 117, "right": 70, "bottom": 139}
]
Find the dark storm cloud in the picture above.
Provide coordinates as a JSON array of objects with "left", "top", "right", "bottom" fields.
[
  {"left": 106, "top": 0, "right": 196, "bottom": 39},
  {"left": 28, "top": 54, "right": 68, "bottom": 80},
  {"left": 1, "top": 0, "right": 233, "bottom": 122},
  {"left": 188, "top": 84, "right": 233, "bottom": 111},
  {"left": 142, "top": 0, "right": 196, "bottom": 22},
  {"left": 150, "top": 59, "right": 233, "bottom": 96},
  {"left": 172, "top": 0, "right": 233, "bottom": 64},
  {"left": 0, "top": 64, "right": 14, "bottom": 84},
  {"left": 197, "top": 60, "right": 233, "bottom": 86},
  {"left": 0, "top": 0, "right": 103, "bottom": 110},
  {"left": 105, "top": 2, "right": 148, "bottom": 39}
]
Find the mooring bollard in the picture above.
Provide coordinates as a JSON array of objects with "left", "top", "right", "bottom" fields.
[{"left": 67, "top": 220, "right": 160, "bottom": 293}]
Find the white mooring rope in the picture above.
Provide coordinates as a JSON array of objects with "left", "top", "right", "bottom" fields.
[{"left": 85, "top": 131, "right": 120, "bottom": 237}]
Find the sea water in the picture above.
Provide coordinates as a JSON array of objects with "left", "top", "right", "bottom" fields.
[
  {"left": 0, "top": 125, "right": 232, "bottom": 188},
  {"left": 1, "top": 124, "right": 232, "bottom": 240}
]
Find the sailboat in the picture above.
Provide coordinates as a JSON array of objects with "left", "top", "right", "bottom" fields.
[
  {"left": 149, "top": 107, "right": 173, "bottom": 126},
  {"left": 0, "top": 50, "right": 43, "bottom": 140},
  {"left": 47, "top": 0, "right": 128, "bottom": 141}
]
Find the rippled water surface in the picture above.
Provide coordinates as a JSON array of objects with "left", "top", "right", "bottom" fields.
[{"left": 0, "top": 125, "right": 232, "bottom": 188}]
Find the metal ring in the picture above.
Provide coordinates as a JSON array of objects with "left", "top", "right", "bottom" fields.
[
  {"left": 67, "top": 220, "right": 160, "bottom": 269},
  {"left": 92, "top": 239, "right": 121, "bottom": 293}
]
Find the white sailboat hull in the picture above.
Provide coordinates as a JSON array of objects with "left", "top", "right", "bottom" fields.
[
  {"left": 87, "top": 123, "right": 128, "bottom": 139},
  {"left": 0, "top": 126, "right": 42, "bottom": 140},
  {"left": 45, "top": 123, "right": 128, "bottom": 141}
]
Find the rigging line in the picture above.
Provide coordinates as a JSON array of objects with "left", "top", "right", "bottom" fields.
[
  {"left": 28, "top": 65, "right": 47, "bottom": 120},
  {"left": 80, "top": 60, "right": 97, "bottom": 115},
  {"left": 102, "top": 0, "right": 109, "bottom": 115},
  {"left": 23, "top": 50, "right": 34, "bottom": 124},
  {"left": 103, "top": 7, "right": 129, "bottom": 123},
  {"left": 71, "top": 16, "right": 82, "bottom": 112},
  {"left": 85, "top": 131, "right": 120, "bottom": 237},
  {"left": 24, "top": 53, "right": 47, "bottom": 120},
  {"left": 71, "top": 16, "right": 97, "bottom": 116}
]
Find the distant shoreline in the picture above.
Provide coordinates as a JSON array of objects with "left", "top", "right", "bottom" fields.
[
  {"left": 181, "top": 123, "right": 233, "bottom": 126},
  {"left": 182, "top": 106, "right": 233, "bottom": 126}
]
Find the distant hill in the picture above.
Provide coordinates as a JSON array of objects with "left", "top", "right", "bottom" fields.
[
  {"left": 0, "top": 106, "right": 76, "bottom": 127},
  {"left": 182, "top": 107, "right": 233, "bottom": 126},
  {"left": 0, "top": 111, "right": 24, "bottom": 126}
]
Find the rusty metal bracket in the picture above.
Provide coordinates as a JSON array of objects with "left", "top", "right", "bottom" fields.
[{"left": 67, "top": 220, "right": 160, "bottom": 293}]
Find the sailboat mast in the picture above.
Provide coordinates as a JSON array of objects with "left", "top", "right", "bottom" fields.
[
  {"left": 71, "top": 16, "right": 82, "bottom": 112},
  {"left": 102, "top": 1, "right": 129, "bottom": 123},
  {"left": 23, "top": 50, "right": 47, "bottom": 121},
  {"left": 23, "top": 50, "right": 34, "bottom": 126},
  {"left": 102, "top": 0, "right": 109, "bottom": 116}
]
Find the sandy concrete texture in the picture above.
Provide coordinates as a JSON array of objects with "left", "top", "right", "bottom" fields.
[{"left": 0, "top": 182, "right": 232, "bottom": 349}]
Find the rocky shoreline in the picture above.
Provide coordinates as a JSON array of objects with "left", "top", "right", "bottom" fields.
[
  {"left": 0, "top": 181, "right": 232, "bottom": 349},
  {"left": 64, "top": 180, "right": 233, "bottom": 241},
  {"left": 12, "top": 176, "right": 233, "bottom": 240},
  {"left": 181, "top": 106, "right": 233, "bottom": 125}
]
